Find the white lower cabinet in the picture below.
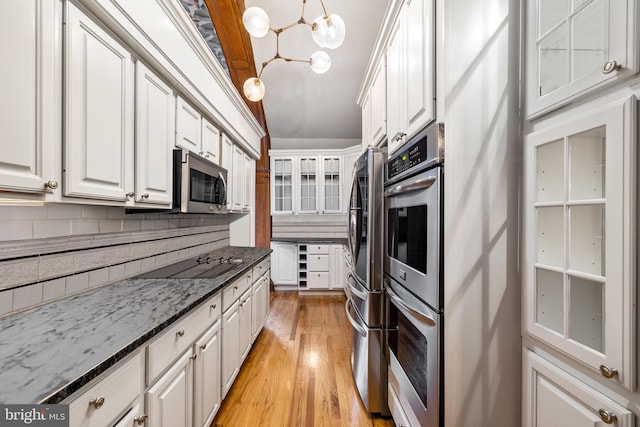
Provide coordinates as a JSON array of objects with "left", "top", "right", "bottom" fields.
[
  {"left": 221, "top": 300, "right": 240, "bottom": 399},
  {"left": 69, "top": 352, "right": 143, "bottom": 427},
  {"left": 524, "top": 350, "right": 633, "bottom": 427},
  {"left": 251, "top": 273, "right": 269, "bottom": 339},
  {"left": 193, "top": 320, "right": 221, "bottom": 427},
  {"left": 112, "top": 402, "right": 145, "bottom": 427},
  {"left": 238, "top": 288, "right": 252, "bottom": 362},
  {"left": 146, "top": 350, "right": 193, "bottom": 427},
  {"left": 270, "top": 242, "right": 298, "bottom": 286}
]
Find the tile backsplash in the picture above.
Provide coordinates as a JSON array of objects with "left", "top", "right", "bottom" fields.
[{"left": 0, "top": 204, "right": 232, "bottom": 318}]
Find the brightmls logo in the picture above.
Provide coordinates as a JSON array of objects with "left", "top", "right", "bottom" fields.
[{"left": 0, "top": 405, "right": 68, "bottom": 427}]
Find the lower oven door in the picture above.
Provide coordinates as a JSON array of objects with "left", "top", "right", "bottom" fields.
[
  {"left": 386, "top": 279, "right": 442, "bottom": 427},
  {"left": 345, "top": 297, "right": 387, "bottom": 415}
]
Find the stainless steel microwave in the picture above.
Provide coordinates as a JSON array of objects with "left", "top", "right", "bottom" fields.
[{"left": 174, "top": 149, "right": 228, "bottom": 214}]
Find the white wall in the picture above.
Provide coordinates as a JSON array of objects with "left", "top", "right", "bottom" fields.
[{"left": 438, "top": 0, "right": 522, "bottom": 425}]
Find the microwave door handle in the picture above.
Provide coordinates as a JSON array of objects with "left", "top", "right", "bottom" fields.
[
  {"left": 345, "top": 298, "right": 367, "bottom": 337},
  {"left": 218, "top": 172, "right": 227, "bottom": 209},
  {"left": 386, "top": 286, "right": 437, "bottom": 327},
  {"left": 384, "top": 175, "right": 437, "bottom": 197}
]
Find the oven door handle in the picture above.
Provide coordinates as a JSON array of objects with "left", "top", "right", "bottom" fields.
[
  {"left": 345, "top": 298, "right": 367, "bottom": 337},
  {"left": 218, "top": 172, "right": 227, "bottom": 210},
  {"left": 384, "top": 175, "right": 436, "bottom": 197},
  {"left": 386, "top": 286, "right": 437, "bottom": 327},
  {"left": 346, "top": 272, "right": 368, "bottom": 301}
]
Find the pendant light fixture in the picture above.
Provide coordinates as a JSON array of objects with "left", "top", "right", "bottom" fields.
[{"left": 241, "top": 0, "right": 346, "bottom": 102}]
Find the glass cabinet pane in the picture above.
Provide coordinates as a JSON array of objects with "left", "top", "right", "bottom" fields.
[
  {"left": 569, "top": 126, "right": 605, "bottom": 200},
  {"left": 569, "top": 204, "right": 604, "bottom": 276},
  {"left": 568, "top": 276, "right": 603, "bottom": 352},
  {"left": 536, "top": 139, "right": 564, "bottom": 202},
  {"left": 571, "top": 0, "right": 607, "bottom": 81},
  {"left": 536, "top": 268, "right": 564, "bottom": 334},
  {"left": 300, "top": 158, "right": 317, "bottom": 212},
  {"left": 273, "top": 158, "right": 293, "bottom": 212},
  {"left": 323, "top": 157, "right": 340, "bottom": 212},
  {"left": 536, "top": 206, "right": 564, "bottom": 267},
  {"left": 539, "top": 24, "right": 568, "bottom": 96},
  {"left": 539, "top": 0, "right": 567, "bottom": 35}
]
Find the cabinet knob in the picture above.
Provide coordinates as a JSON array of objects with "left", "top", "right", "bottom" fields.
[
  {"left": 602, "top": 60, "right": 622, "bottom": 74},
  {"left": 126, "top": 192, "right": 135, "bottom": 199},
  {"left": 176, "top": 330, "right": 185, "bottom": 338},
  {"left": 88, "top": 396, "right": 105, "bottom": 409},
  {"left": 210, "top": 304, "right": 217, "bottom": 310},
  {"left": 199, "top": 151, "right": 204, "bottom": 155},
  {"left": 44, "top": 180, "right": 58, "bottom": 190},
  {"left": 190, "top": 353, "right": 197, "bottom": 360},
  {"left": 134, "top": 414, "right": 147, "bottom": 425},
  {"left": 392, "top": 131, "right": 406, "bottom": 142},
  {"left": 599, "top": 364, "right": 618, "bottom": 379},
  {"left": 598, "top": 409, "right": 618, "bottom": 424},
  {"left": 141, "top": 193, "right": 150, "bottom": 199},
  {"left": 200, "top": 343, "right": 207, "bottom": 350},
  {"left": 205, "top": 154, "right": 210, "bottom": 158}
]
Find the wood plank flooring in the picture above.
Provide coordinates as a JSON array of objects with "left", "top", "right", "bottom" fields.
[{"left": 212, "top": 291, "right": 394, "bottom": 427}]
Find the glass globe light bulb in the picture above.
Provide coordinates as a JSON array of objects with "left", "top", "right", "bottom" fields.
[
  {"left": 311, "top": 14, "right": 345, "bottom": 49},
  {"left": 310, "top": 51, "right": 331, "bottom": 74},
  {"left": 242, "top": 7, "right": 270, "bottom": 38},
  {"left": 243, "top": 77, "right": 265, "bottom": 102}
]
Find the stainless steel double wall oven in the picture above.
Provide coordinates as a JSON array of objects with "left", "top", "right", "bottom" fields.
[
  {"left": 345, "top": 147, "right": 389, "bottom": 416},
  {"left": 384, "top": 122, "right": 444, "bottom": 426}
]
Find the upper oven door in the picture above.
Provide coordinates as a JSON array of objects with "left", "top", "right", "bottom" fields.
[{"left": 384, "top": 167, "right": 442, "bottom": 310}]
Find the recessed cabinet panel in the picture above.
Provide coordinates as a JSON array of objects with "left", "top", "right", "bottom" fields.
[
  {"left": 524, "top": 98, "right": 635, "bottom": 389},
  {"left": 65, "top": 3, "right": 134, "bottom": 200},
  {"left": 524, "top": 351, "right": 634, "bottom": 427},
  {"left": 0, "top": 0, "right": 59, "bottom": 194}
]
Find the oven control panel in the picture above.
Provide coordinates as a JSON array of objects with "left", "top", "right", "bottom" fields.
[{"left": 385, "top": 122, "right": 444, "bottom": 184}]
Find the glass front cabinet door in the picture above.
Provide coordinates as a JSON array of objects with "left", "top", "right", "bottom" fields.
[
  {"left": 523, "top": 97, "right": 636, "bottom": 390},
  {"left": 526, "top": 0, "right": 637, "bottom": 117}
]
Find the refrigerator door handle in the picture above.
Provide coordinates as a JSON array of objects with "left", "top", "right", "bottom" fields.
[
  {"left": 345, "top": 298, "right": 367, "bottom": 337},
  {"left": 346, "top": 272, "right": 368, "bottom": 301}
]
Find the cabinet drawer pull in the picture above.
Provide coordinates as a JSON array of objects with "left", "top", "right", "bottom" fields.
[
  {"left": 134, "top": 414, "right": 147, "bottom": 425},
  {"left": 89, "top": 396, "right": 105, "bottom": 409},
  {"left": 598, "top": 409, "right": 617, "bottom": 424},
  {"left": 176, "top": 330, "right": 185, "bottom": 338},
  {"left": 141, "top": 193, "right": 149, "bottom": 199},
  {"left": 599, "top": 364, "right": 618, "bottom": 379},
  {"left": 602, "top": 60, "right": 621, "bottom": 74}
]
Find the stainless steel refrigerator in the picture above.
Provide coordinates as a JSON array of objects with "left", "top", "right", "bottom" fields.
[{"left": 345, "top": 146, "right": 388, "bottom": 416}]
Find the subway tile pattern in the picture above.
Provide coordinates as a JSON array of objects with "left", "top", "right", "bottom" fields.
[{"left": 0, "top": 205, "right": 232, "bottom": 317}]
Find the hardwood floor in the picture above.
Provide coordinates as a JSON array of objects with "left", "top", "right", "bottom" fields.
[{"left": 212, "top": 291, "right": 394, "bottom": 427}]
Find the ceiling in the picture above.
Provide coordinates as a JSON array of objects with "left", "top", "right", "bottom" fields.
[{"left": 242, "top": 0, "right": 388, "bottom": 149}]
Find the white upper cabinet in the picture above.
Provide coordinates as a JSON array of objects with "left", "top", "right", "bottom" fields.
[
  {"left": 361, "top": 58, "right": 387, "bottom": 150},
  {"left": 526, "top": 0, "right": 638, "bottom": 117},
  {"left": 231, "top": 144, "right": 244, "bottom": 212},
  {"left": 321, "top": 156, "right": 342, "bottom": 213},
  {"left": 243, "top": 152, "right": 254, "bottom": 212},
  {"left": 271, "top": 157, "right": 294, "bottom": 214},
  {"left": 298, "top": 157, "right": 318, "bottom": 213},
  {"left": 176, "top": 96, "right": 220, "bottom": 164},
  {"left": 201, "top": 118, "right": 220, "bottom": 164},
  {"left": 523, "top": 97, "right": 636, "bottom": 390},
  {"left": 175, "top": 97, "right": 201, "bottom": 153},
  {"left": 220, "top": 133, "right": 234, "bottom": 210},
  {"left": 65, "top": 2, "right": 135, "bottom": 202},
  {"left": 135, "top": 61, "right": 174, "bottom": 206},
  {"left": 387, "top": 0, "right": 436, "bottom": 154},
  {"left": 219, "top": 133, "right": 253, "bottom": 213},
  {"left": 0, "top": 0, "right": 60, "bottom": 195}
]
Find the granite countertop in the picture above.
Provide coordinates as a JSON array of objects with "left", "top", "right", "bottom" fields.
[{"left": 0, "top": 246, "right": 271, "bottom": 405}]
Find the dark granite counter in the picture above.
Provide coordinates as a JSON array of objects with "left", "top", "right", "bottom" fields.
[
  {"left": 0, "top": 246, "right": 270, "bottom": 405},
  {"left": 270, "top": 237, "right": 348, "bottom": 245}
]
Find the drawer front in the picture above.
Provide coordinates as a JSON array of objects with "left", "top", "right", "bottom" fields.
[
  {"left": 308, "top": 254, "right": 329, "bottom": 271},
  {"left": 307, "top": 272, "right": 329, "bottom": 288},
  {"left": 223, "top": 273, "right": 252, "bottom": 312},
  {"left": 69, "top": 352, "right": 142, "bottom": 427},
  {"left": 252, "top": 258, "right": 270, "bottom": 282},
  {"left": 307, "top": 244, "right": 329, "bottom": 255},
  {"left": 147, "top": 294, "right": 219, "bottom": 383}
]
